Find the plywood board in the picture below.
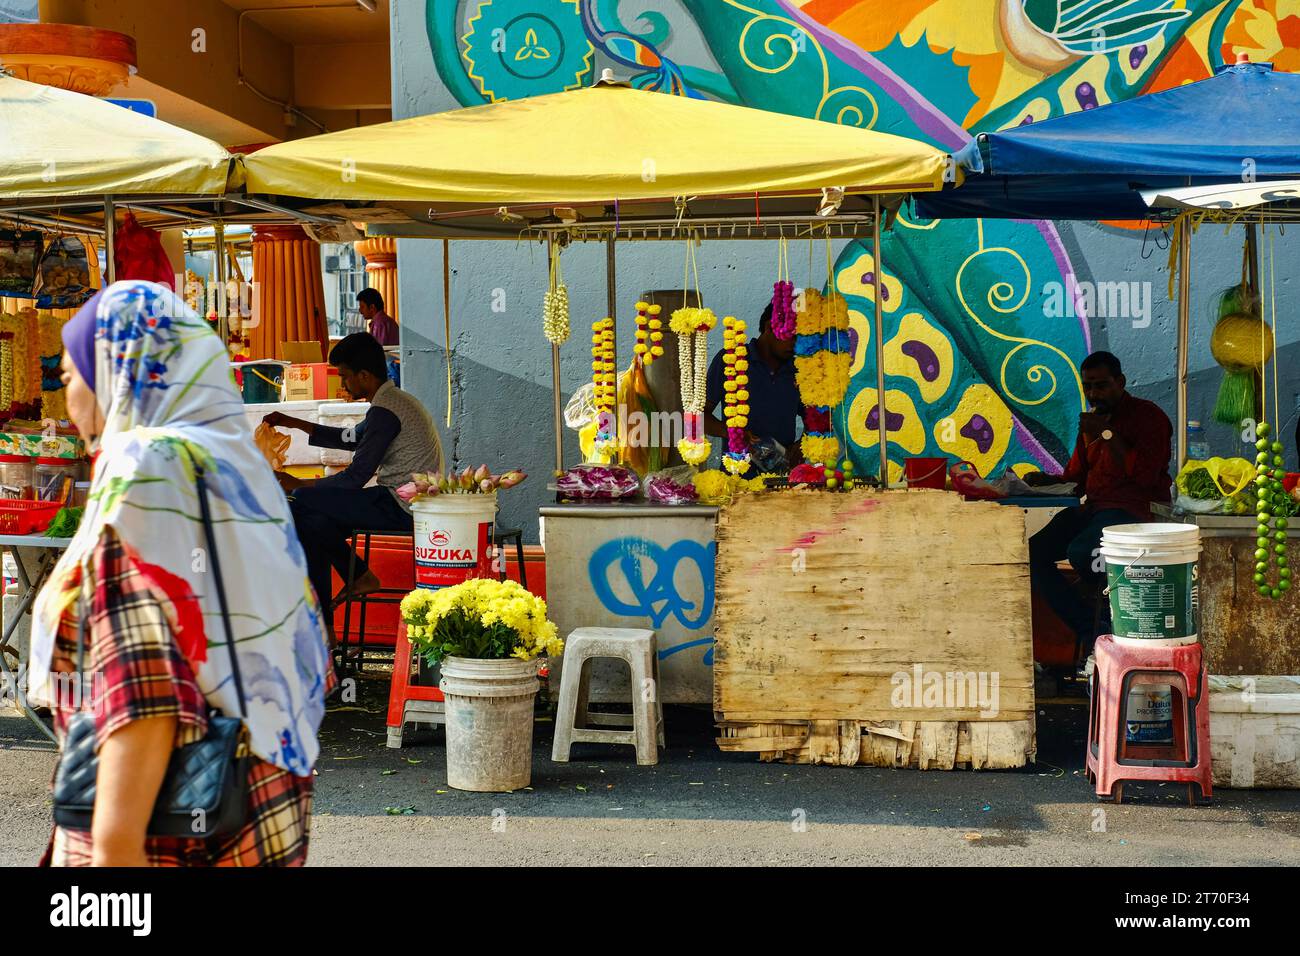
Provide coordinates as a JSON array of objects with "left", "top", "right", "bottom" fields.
[
  {"left": 714, "top": 490, "right": 1034, "bottom": 726},
  {"left": 1199, "top": 537, "right": 1300, "bottom": 675}
]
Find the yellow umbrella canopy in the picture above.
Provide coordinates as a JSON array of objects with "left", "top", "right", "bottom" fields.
[
  {"left": 0, "top": 73, "right": 237, "bottom": 198},
  {"left": 242, "top": 81, "right": 954, "bottom": 209}
]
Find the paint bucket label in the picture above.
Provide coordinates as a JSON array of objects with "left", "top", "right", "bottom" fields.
[
  {"left": 1126, "top": 684, "right": 1174, "bottom": 745},
  {"left": 1105, "top": 559, "right": 1198, "bottom": 641},
  {"left": 412, "top": 502, "right": 494, "bottom": 589}
]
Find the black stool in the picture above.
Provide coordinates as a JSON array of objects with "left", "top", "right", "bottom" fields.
[
  {"left": 336, "top": 529, "right": 413, "bottom": 673},
  {"left": 492, "top": 526, "right": 527, "bottom": 588}
]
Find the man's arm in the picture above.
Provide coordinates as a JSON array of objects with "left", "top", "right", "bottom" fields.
[
  {"left": 313, "top": 407, "right": 401, "bottom": 490},
  {"left": 308, "top": 420, "right": 363, "bottom": 451}
]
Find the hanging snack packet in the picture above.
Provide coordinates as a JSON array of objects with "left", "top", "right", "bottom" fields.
[
  {"left": 0, "top": 230, "right": 43, "bottom": 295},
  {"left": 33, "top": 236, "right": 93, "bottom": 308}
]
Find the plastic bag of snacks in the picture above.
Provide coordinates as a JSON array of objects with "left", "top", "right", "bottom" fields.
[
  {"left": 0, "top": 230, "right": 43, "bottom": 295},
  {"left": 33, "top": 236, "right": 93, "bottom": 307},
  {"left": 644, "top": 466, "right": 698, "bottom": 504},
  {"left": 557, "top": 463, "right": 640, "bottom": 500}
]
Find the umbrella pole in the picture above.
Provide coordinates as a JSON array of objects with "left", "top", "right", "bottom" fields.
[
  {"left": 1176, "top": 215, "right": 1191, "bottom": 468},
  {"left": 214, "top": 222, "right": 228, "bottom": 348},
  {"left": 103, "top": 196, "right": 116, "bottom": 285},
  {"left": 872, "top": 196, "right": 888, "bottom": 486},
  {"left": 550, "top": 235, "right": 563, "bottom": 476}
]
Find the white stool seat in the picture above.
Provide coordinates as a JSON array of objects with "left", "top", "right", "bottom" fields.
[{"left": 551, "top": 627, "right": 664, "bottom": 766}]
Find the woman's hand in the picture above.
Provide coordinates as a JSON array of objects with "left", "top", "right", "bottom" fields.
[{"left": 91, "top": 715, "right": 178, "bottom": 867}]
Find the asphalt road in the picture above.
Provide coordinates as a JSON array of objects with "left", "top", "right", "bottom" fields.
[{"left": 4, "top": 675, "right": 1299, "bottom": 867}]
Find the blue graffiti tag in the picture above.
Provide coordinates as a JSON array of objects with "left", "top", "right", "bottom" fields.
[{"left": 588, "top": 537, "right": 715, "bottom": 631}]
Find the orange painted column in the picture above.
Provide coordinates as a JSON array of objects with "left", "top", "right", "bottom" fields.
[
  {"left": 250, "top": 224, "right": 329, "bottom": 362},
  {"left": 354, "top": 237, "right": 399, "bottom": 322}
]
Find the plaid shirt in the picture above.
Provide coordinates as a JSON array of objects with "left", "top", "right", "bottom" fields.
[{"left": 43, "top": 531, "right": 324, "bottom": 867}]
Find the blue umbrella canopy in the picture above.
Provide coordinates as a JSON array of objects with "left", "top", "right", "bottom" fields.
[{"left": 918, "top": 61, "right": 1300, "bottom": 221}]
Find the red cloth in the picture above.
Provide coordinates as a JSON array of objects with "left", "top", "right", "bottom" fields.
[
  {"left": 113, "top": 212, "right": 175, "bottom": 289},
  {"left": 368, "top": 310, "right": 399, "bottom": 346},
  {"left": 1061, "top": 393, "right": 1172, "bottom": 519}
]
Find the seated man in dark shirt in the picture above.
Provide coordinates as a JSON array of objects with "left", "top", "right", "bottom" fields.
[
  {"left": 263, "top": 333, "right": 442, "bottom": 618},
  {"left": 704, "top": 303, "right": 802, "bottom": 472},
  {"left": 1026, "top": 351, "right": 1173, "bottom": 658}
]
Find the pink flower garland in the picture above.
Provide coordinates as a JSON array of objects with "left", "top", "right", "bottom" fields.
[{"left": 771, "top": 279, "right": 795, "bottom": 340}]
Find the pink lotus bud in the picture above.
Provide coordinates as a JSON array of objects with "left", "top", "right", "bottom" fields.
[
  {"left": 474, "top": 464, "right": 490, "bottom": 482},
  {"left": 395, "top": 482, "right": 419, "bottom": 502},
  {"left": 479, "top": 478, "right": 495, "bottom": 493},
  {"left": 497, "top": 470, "right": 526, "bottom": 489}
]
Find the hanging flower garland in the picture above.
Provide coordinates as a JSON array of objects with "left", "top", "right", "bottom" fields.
[
  {"left": 721, "top": 316, "right": 750, "bottom": 475},
  {"left": 634, "top": 301, "right": 664, "bottom": 365},
  {"left": 671, "top": 306, "right": 717, "bottom": 465},
  {"left": 771, "top": 236, "right": 796, "bottom": 341},
  {"left": 793, "top": 285, "right": 851, "bottom": 465},
  {"left": 543, "top": 243, "right": 570, "bottom": 345},
  {"left": 591, "top": 317, "right": 616, "bottom": 455}
]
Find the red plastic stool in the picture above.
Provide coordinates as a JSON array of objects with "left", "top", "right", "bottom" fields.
[
  {"left": 386, "top": 621, "right": 445, "bottom": 748},
  {"left": 1085, "top": 634, "right": 1212, "bottom": 806}
]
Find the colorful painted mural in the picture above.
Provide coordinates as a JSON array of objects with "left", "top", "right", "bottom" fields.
[{"left": 425, "top": 0, "right": 1297, "bottom": 479}]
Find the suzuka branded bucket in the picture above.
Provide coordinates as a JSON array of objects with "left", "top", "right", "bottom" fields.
[
  {"left": 411, "top": 494, "right": 497, "bottom": 590},
  {"left": 1100, "top": 523, "right": 1201, "bottom": 645}
]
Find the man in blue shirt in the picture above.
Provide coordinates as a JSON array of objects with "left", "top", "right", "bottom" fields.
[{"left": 705, "top": 303, "right": 803, "bottom": 471}]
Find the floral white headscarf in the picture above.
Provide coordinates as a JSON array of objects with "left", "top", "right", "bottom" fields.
[{"left": 29, "top": 281, "right": 331, "bottom": 775}]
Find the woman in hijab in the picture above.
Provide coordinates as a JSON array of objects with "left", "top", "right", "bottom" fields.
[{"left": 28, "top": 281, "right": 333, "bottom": 867}]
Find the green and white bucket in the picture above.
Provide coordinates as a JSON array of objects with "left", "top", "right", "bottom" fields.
[{"left": 1100, "top": 523, "right": 1201, "bottom": 645}]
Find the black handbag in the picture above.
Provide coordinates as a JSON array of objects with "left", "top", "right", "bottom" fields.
[{"left": 52, "top": 460, "right": 251, "bottom": 839}]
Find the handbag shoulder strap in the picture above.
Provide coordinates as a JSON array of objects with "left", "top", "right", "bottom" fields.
[
  {"left": 191, "top": 455, "right": 248, "bottom": 721},
  {"left": 71, "top": 451, "right": 249, "bottom": 721}
]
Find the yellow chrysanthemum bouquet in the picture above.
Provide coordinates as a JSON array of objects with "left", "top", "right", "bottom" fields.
[{"left": 401, "top": 579, "right": 563, "bottom": 664}]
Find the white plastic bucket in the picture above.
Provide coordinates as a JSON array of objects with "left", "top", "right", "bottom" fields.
[
  {"left": 411, "top": 494, "right": 497, "bottom": 590},
  {"left": 1100, "top": 523, "right": 1201, "bottom": 645},
  {"left": 439, "top": 656, "right": 539, "bottom": 792}
]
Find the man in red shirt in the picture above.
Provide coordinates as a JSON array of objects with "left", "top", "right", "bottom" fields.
[{"left": 1027, "top": 351, "right": 1173, "bottom": 656}]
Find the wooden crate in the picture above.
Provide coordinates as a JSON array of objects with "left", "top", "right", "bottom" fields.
[{"left": 713, "top": 489, "right": 1035, "bottom": 769}]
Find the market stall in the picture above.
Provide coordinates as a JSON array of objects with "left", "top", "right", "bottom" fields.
[
  {"left": 920, "top": 58, "right": 1300, "bottom": 786},
  {"left": 237, "top": 73, "right": 1054, "bottom": 751}
]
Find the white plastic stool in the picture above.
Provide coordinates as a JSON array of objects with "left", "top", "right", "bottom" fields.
[{"left": 551, "top": 627, "right": 665, "bottom": 766}]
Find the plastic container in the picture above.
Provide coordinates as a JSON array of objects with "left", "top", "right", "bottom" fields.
[
  {"left": 411, "top": 494, "right": 497, "bottom": 590},
  {"left": 0, "top": 454, "right": 34, "bottom": 499},
  {"left": 905, "top": 456, "right": 949, "bottom": 489},
  {"left": 33, "top": 457, "right": 80, "bottom": 503},
  {"left": 439, "top": 656, "right": 538, "bottom": 792},
  {"left": 1187, "top": 420, "right": 1210, "bottom": 461},
  {"left": 232, "top": 361, "right": 288, "bottom": 404},
  {"left": 71, "top": 481, "right": 91, "bottom": 508},
  {"left": 1100, "top": 523, "right": 1201, "bottom": 644},
  {"left": 1126, "top": 684, "right": 1174, "bottom": 745}
]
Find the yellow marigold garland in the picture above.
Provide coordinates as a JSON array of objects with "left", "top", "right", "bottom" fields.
[{"left": 591, "top": 317, "right": 617, "bottom": 454}]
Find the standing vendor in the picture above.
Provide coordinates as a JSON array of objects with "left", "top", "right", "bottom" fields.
[
  {"left": 1026, "top": 351, "right": 1172, "bottom": 657},
  {"left": 263, "top": 332, "right": 442, "bottom": 616},
  {"left": 704, "top": 303, "right": 802, "bottom": 470},
  {"left": 358, "top": 288, "right": 399, "bottom": 346}
]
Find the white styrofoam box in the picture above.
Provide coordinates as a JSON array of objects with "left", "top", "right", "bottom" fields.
[
  {"left": 1209, "top": 675, "right": 1300, "bottom": 789},
  {"left": 243, "top": 399, "right": 366, "bottom": 468},
  {"left": 315, "top": 401, "right": 368, "bottom": 467}
]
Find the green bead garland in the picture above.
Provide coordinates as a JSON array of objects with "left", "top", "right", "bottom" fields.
[{"left": 1253, "top": 421, "right": 1291, "bottom": 600}]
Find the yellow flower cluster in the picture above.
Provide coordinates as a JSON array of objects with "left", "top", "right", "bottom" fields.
[
  {"left": 677, "top": 437, "right": 711, "bottom": 466},
  {"left": 794, "top": 288, "right": 849, "bottom": 336},
  {"left": 691, "top": 468, "right": 771, "bottom": 502},
  {"left": 633, "top": 301, "right": 665, "bottom": 365},
  {"left": 669, "top": 306, "right": 718, "bottom": 336},
  {"left": 38, "top": 311, "right": 70, "bottom": 421},
  {"left": 591, "top": 317, "right": 616, "bottom": 411},
  {"left": 794, "top": 351, "right": 852, "bottom": 407},
  {"left": 0, "top": 308, "right": 40, "bottom": 408},
  {"left": 801, "top": 433, "right": 840, "bottom": 466},
  {"left": 401, "top": 578, "right": 563, "bottom": 661}
]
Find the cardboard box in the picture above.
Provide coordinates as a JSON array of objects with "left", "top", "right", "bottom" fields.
[
  {"left": 281, "top": 341, "right": 323, "bottom": 364},
  {"left": 283, "top": 363, "right": 344, "bottom": 402}
]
